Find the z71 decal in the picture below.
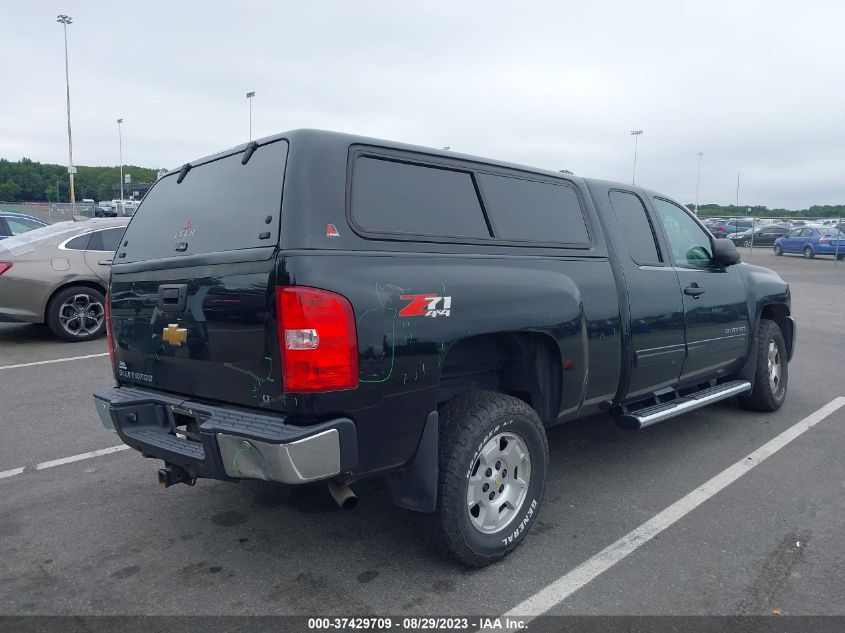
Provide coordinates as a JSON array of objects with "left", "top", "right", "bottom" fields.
[{"left": 399, "top": 294, "right": 452, "bottom": 318}]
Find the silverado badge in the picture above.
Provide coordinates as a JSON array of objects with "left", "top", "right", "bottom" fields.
[{"left": 162, "top": 323, "right": 187, "bottom": 346}]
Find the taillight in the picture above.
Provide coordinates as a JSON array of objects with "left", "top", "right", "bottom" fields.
[
  {"left": 0, "top": 262, "right": 12, "bottom": 275},
  {"left": 105, "top": 292, "right": 115, "bottom": 367},
  {"left": 276, "top": 286, "right": 358, "bottom": 392}
]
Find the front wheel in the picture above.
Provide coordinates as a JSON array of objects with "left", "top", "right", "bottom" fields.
[
  {"left": 737, "top": 319, "right": 788, "bottom": 412},
  {"left": 774, "top": 244, "right": 783, "bottom": 256},
  {"left": 435, "top": 391, "right": 548, "bottom": 567},
  {"left": 803, "top": 246, "right": 814, "bottom": 259}
]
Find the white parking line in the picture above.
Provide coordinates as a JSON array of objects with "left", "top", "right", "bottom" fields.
[
  {"left": 495, "top": 396, "right": 845, "bottom": 622},
  {"left": 35, "top": 445, "right": 130, "bottom": 470},
  {"left": 0, "top": 445, "right": 129, "bottom": 481},
  {"left": 0, "top": 467, "right": 25, "bottom": 480},
  {"left": 0, "top": 352, "right": 109, "bottom": 371}
]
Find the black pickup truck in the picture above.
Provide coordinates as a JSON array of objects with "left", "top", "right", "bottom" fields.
[{"left": 94, "top": 130, "right": 795, "bottom": 566}]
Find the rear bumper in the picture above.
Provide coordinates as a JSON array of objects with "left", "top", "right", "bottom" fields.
[{"left": 93, "top": 386, "right": 357, "bottom": 484}]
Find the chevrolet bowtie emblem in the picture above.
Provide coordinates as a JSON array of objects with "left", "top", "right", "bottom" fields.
[{"left": 162, "top": 323, "right": 187, "bottom": 346}]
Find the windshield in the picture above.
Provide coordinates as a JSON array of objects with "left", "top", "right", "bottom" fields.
[{"left": 116, "top": 139, "right": 288, "bottom": 264}]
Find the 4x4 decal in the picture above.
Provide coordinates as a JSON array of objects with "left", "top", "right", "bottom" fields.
[{"left": 399, "top": 294, "right": 452, "bottom": 318}]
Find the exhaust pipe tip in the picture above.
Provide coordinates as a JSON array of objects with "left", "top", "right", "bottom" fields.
[{"left": 328, "top": 480, "right": 358, "bottom": 511}]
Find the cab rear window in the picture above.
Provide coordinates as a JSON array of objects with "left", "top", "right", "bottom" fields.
[{"left": 116, "top": 140, "right": 287, "bottom": 263}]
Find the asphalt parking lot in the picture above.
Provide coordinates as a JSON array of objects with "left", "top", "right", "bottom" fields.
[{"left": 1, "top": 249, "right": 844, "bottom": 618}]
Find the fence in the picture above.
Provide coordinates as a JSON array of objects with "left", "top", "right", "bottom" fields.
[{"left": 0, "top": 201, "right": 97, "bottom": 223}]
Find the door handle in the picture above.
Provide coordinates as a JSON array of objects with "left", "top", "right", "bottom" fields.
[
  {"left": 98, "top": 260, "right": 113, "bottom": 266},
  {"left": 684, "top": 283, "right": 705, "bottom": 298},
  {"left": 158, "top": 284, "right": 188, "bottom": 312}
]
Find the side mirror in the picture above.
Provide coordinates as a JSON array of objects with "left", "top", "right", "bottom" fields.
[{"left": 713, "top": 238, "right": 741, "bottom": 266}]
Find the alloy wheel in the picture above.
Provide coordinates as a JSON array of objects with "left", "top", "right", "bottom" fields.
[
  {"left": 58, "top": 293, "right": 104, "bottom": 337},
  {"left": 767, "top": 340, "right": 782, "bottom": 394},
  {"left": 466, "top": 432, "right": 531, "bottom": 534}
]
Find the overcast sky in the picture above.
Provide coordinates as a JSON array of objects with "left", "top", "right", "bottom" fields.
[{"left": 2, "top": 1, "right": 843, "bottom": 209}]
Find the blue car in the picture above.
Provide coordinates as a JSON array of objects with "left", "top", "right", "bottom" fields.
[
  {"left": 774, "top": 226, "right": 845, "bottom": 259},
  {"left": 0, "top": 211, "right": 49, "bottom": 240}
]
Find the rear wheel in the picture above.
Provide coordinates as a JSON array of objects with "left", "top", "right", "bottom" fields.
[
  {"left": 803, "top": 246, "right": 814, "bottom": 259},
  {"left": 435, "top": 391, "right": 548, "bottom": 567},
  {"left": 774, "top": 244, "right": 783, "bottom": 256},
  {"left": 737, "top": 319, "right": 788, "bottom": 412},
  {"left": 46, "top": 286, "right": 106, "bottom": 342}
]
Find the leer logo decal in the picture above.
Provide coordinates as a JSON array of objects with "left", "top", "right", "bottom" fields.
[
  {"left": 174, "top": 218, "right": 196, "bottom": 239},
  {"left": 399, "top": 294, "right": 452, "bottom": 318}
]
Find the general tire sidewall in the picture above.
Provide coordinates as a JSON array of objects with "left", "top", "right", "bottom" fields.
[{"left": 453, "top": 413, "right": 547, "bottom": 556}]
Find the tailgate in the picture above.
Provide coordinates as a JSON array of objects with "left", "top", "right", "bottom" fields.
[{"left": 110, "top": 264, "right": 281, "bottom": 410}]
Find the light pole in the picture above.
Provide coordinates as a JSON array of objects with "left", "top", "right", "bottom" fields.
[
  {"left": 117, "top": 118, "right": 124, "bottom": 201},
  {"left": 57, "top": 14, "right": 75, "bottom": 209},
  {"left": 246, "top": 91, "right": 255, "bottom": 140},
  {"left": 630, "top": 130, "right": 643, "bottom": 185},
  {"left": 694, "top": 152, "right": 703, "bottom": 216}
]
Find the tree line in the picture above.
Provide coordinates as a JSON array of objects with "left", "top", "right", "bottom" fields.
[
  {"left": 0, "top": 158, "right": 161, "bottom": 203},
  {"left": 686, "top": 203, "right": 845, "bottom": 219}
]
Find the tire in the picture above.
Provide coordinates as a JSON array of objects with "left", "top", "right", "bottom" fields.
[
  {"left": 435, "top": 391, "right": 548, "bottom": 567},
  {"left": 803, "top": 246, "right": 814, "bottom": 259},
  {"left": 737, "top": 319, "right": 788, "bottom": 412},
  {"left": 774, "top": 244, "right": 783, "bottom": 256},
  {"left": 46, "top": 285, "right": 107, "bottom": 342}
]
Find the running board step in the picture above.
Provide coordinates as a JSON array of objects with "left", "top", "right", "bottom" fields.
[{"left": 618, "top": 380, "right": 751, "bottom": 429}]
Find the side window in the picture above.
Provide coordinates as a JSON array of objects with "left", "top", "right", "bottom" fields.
[
  {"left": 608, "top": 190, "right": 661, "bottom": 265},
  {"left": 652, "top": 198, "right": 713, "bottom": 268},
  {"left": 87, "top": 228, "right": 124, "bottom": 251},
  {"left": 799, "top": 228, "right": 812, "bottom": 237},
  {"left": 351, "top": 157, "right": 490, "bottom": 238},
  {"left": 788, "top": 229, "right": 801, "bottom": 238},
  {"left": 476, "top": 173, "right": 589, "bottom": 243},
  {"left": 63, "top": 233, "right": 91, "bottom": 250}
]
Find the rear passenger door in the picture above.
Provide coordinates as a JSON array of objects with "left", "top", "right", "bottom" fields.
[
  {"left": 650, "top": 198, "right": 750, "bottom": 382},
  {"left": 600, "top": 187, "right": 686, "bottom": 398},
  {"left": 83, "top": 227, "right": 125, "bottom": 283}
]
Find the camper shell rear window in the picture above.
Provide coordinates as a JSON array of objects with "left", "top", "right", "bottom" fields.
[{"left": 116, "top": 139, "right": 288, "bottom": 264}]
